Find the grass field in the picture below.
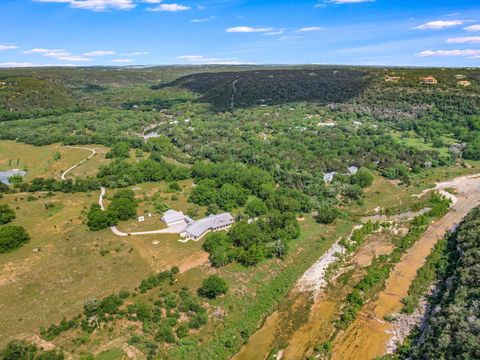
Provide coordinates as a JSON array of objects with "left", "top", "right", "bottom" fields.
[
  {"left": 67, "top": 144, "right": 111, "bottom": 179},
  {"left": 390, "top": 131, "right": 455, "bottom": 157},
  {"left": 0, "top": 187, "right": 207, "bottom": 347},
  {"left": 0, "top": 140, "right": 94, "bottom": 181}
]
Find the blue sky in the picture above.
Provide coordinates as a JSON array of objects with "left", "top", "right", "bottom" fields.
[{"left": 1, "top": 0, "right": 480, "bottom": 67}]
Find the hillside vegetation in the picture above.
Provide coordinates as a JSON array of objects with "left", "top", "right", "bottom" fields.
[
  {"left": 404, "top": 206, "right": 480, "bottom": 359},
  {"left": 160, "top": 68, "right": 371, "bottom": 110}
]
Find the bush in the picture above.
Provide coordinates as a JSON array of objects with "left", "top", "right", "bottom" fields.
[
  {"left": 350, "top": 167, "right": 374, "bottom": 188},
  {"left": 0, "top": 204, "right": 15, "bottom": 224},
  {"left": 198, "top": 275, "right": 229, "bottom": 299},
  {"left": 0, "top": 225, "right": 30, "bottom": 253},
  {"left": 315, "top": 205, "right": 341, "bottom": 224},
  {"left": 0, "top": 340, "right": 64, "bottom": 360},
  {"left": 86, "top": 204, "right": 118, "bottom": 231}
]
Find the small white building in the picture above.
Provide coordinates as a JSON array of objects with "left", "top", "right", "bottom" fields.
[
  {"left": 324, "top": 172, "right": 336, "bottom": 183},
  {"left": 161, "top": 210, "right": 188, "bottom": 226},
  {"left": 347, "top": 166, "right": 358, "bottom": 175}
]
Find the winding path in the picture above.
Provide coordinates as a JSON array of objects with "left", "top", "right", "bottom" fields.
[
  {"left": 98, "top": 187, "right": 185, "bottom": 237},
  {"left": 60, "top": 146, "right": 96, "bottom": 180},
  {"left": 230, "top": 78, "right": 239, "bottom": 110}
]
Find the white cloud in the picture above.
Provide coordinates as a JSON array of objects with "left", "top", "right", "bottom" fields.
[
  {"left": 447, "top": 36, "right": 480, "bottom": 44},
  {"left": 123, "top": 51, "right": 149, "bottom": 56},
  {"left": 111, "top": 58, "right": 133, "bottom": 62},
  {"left": 297, "top": 26, "right": 322, "bottom": 32},
  {"left": 22, "top": 48, "right": 64, "bottom": 54},
  {"left": 419, "top": 49, "right": 480, "bottom": 57},
  {"left": 22, "top": 48, "right": 94, "bottom": 61},
  {"left": 279, "top": 36, "right": 303, "bottom": 41},
  {"left": 191, "top": 16, "right": 216, "bottom": 23},
  {"left": 43, "top": 51, "right": 72, "bottom": 57},
  {"left": 263, "top": 30, "right": 284, "bottom": 36},
  {"left": 0, "top": 45, "right": 18, "bottom": 51},
  {"left": 58, "top": 55, "right": 92, "bottom": 61},
  {"left": 464, "top": 25, "right": 480, "bottom": 32},
  {"left": 414, "top": 20, "right": 464, "bottom": 30},
  {"left": 34, "top": 0, "right": 135, "bottom": 11},
  {"left": 148, "top": 3, "right": 190, "bottom": 11},
  {"left": 0, "top": 62, "right": 82, "bottom": 67},
  {"left": 330, "top": 0, "right": 374, "bottom": 3},
  {"left": 0, "top": 62, "right": 35, "bottom": 68},
  {"left": 226, "top": 26, "right": 273, "bottom": 33},
  {"left": 177, "top": 55, "right": 253, "bottom": 65},
  {"left": 84, "top": 50, "right": 116, "bottom": 56}
]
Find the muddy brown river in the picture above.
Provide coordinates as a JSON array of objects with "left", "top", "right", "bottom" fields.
[{"left": 233, "top": 174, "right": 480, "bottom": 360}]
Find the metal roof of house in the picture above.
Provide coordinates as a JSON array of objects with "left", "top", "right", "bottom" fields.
[
  {"left": 161, "top": 210, "right": 186, "bottom": 224},
  {"left": 186, "top": 213, "right": 234, "bottom": 237},
  {"left": 323, "top": 172, "right": 336, "bottom": 182},
  {"left": 348, "top": 166, "right": 358, "bottom": 174}
]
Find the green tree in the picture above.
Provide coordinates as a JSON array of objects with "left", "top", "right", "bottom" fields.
[
  {"left": 245, "top": 197, "right": 268, "bottom": 217},
  {"left": 0, "top": 204, "right": 16, "bottom": 224},
  {"left": 0, "top": 226, "right": 30, "bottom": 253},
  {"left": 198, "top": 275, "right": 229, "bottom": 299},
  {"left": 238, "top": 244, "right": 266, "bottom": 266},
  {"left": 315, "top": 205, "right": 341, "bottom": 224},
  {"left": 188, "top": 180, "right": 217, "bottom": 206},
  {"left": 87, "top": 204, "right": 118, "bottom": 231},
  {"left": 350, "top": 168, "right": 374, "bottom": 188},
  {"left": 216, "top": 183, "right": 248, "bottom": 211},
  {"left": 105, "top": 142, "right": 130, "bottom": 159},
  {"left": 108, "top": 197, "right": 137, "bottom": 221}
]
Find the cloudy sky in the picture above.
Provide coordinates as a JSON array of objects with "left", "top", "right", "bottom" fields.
[{"left": 1, "top": 0, "right": 480, "bottom": 67}]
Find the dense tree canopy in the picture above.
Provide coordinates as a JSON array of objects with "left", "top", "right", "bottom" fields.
[{"left": 0, "top": 226, "right": 30, "bottom": 253}]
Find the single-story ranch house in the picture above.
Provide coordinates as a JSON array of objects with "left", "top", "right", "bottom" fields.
[{"left": 161, "top": 210, "right": 234, "bottom": 241}]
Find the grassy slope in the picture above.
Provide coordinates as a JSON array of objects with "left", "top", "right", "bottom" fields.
[{"left": 0, "top": 140, "right": 103, "bottom": 181}]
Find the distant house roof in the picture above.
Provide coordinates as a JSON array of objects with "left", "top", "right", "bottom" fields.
[
  {"left": 161, "top": 210, "right": 186, "bottom": 225},
  {"left": 457, "top": 80, "right": 471, "bottom": 87},
  {"left": 324, "top": 172, "right": 336, "bottom": 182},
  {"left": 421, "top": 76, "right": 438, "bottom": 84},
  {"left": 186, "top": 213, "right": 234, "bottom": 238},
  {"left": 385, "top": 76, "right": 400, "bottom": 82},
  {"left": 348, "top": 166, "right": 358, "bottom": 175}
]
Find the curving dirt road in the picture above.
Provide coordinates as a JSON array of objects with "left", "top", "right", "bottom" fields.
[
  {"left": 60, "top": 146, "right": 96, "bottom": 180},
  {"left": 230, "top": 78, "right": 239, "bottom": 110}
]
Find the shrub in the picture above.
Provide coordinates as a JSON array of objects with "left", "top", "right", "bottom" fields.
[
  {"left": 0, "top": 225, "right": 30, "bottom": 253},
  {"left": 0, "top": 204, "right": 16, "bottom": 224},
  {"left": 315, "top": 205, "right": 341, "bottom": 224},
  {"left": 198, "top": 275, "right": 229, "bottom": 299}
]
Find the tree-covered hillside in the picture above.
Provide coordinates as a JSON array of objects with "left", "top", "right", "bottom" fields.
[
  {"left": 159, "top": 68, "right": 371, "bottom": 110},
  {"left": 406, "top": 206, "right": 480, "bottom": 359}
]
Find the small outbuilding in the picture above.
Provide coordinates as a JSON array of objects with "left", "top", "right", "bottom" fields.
[
  {"left": 161, "top": 210, "right": 187, "bottom": 227},
  {"left": 420, "top": 76, "right": 438, "bottom": 84},
  {"left": 324, "top": 172, "right": 336, "bottom": 183},
  {"left": 457, "top": 80, "right": 471, "bottom": 87},
  {"left": 347, "top": 166, "right": 358, "bottom": 175}
]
